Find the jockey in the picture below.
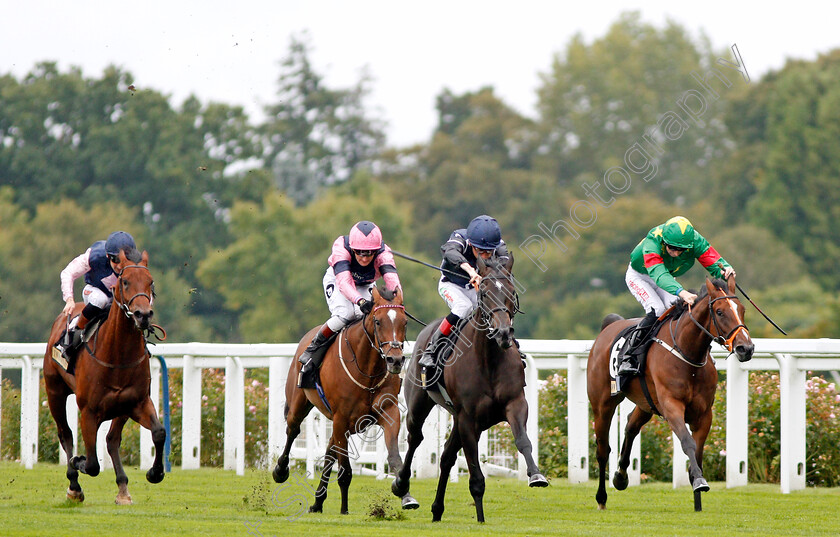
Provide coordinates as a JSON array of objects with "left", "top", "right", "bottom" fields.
[
  {"left": 419, "top": 215, "right": 519, "bottom": 377},
  {"left": 55, "top": 231, "right": 140, "bottom": 360},
  {"left": 297, "top": 221, "right": 402, "bottom": 386},
  {"left": 619, "top": 216, "right": 736, "bottom": 376}
]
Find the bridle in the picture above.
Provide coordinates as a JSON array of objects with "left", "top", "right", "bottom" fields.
[
  {"left": 114, "top": 264, "right": 154, "bottom": 319},
  {"left": 476, "top": 273, "right": 521, "bottom": 336},
  {"left": 341, "top": 303, "right": 406, "bottom": 392},
  {"left": 114, "top": 264, "right": 166, "bottom": 341},
  {"left": 684, "top": 292, "right": 750, "bottom": 354}
]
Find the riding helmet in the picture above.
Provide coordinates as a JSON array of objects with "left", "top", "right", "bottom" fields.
[
  {"left": 467, "top": 215, "right": 502, "bottom": 250},
  {"left": 661, "top": 216, "right": 694, "bottom": 249},
  {"left": 348, "top": 221, "right": 383, "bottom": 251},
  {"left": 105, "top": 231, "right": 137, "bottom": 256}
]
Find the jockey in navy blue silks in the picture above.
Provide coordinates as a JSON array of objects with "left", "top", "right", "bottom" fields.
[
  {"left": 56, "top": 231, "right": 140, "bottom": 360},
  {"left": 418, "top": 215, "right": 517, "bottom": 381}
]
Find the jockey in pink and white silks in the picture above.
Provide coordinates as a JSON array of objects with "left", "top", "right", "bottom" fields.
[{"left": 297, "top": 221, "right": 402, "bottom": 384}]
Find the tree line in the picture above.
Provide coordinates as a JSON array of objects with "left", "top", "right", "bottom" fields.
[{"left": 2, "top": 12, "right": 839, "bottom": 343}]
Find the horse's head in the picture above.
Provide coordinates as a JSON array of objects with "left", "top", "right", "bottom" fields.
[
  {"left": 113, "top": 250, "right": 154, "bottom": 332},
  {"left": 368, "top": 286, "right": 407, "bottom": 374},
  {"left": 703, "top": 277, "right": 754, "bottom": 362},
  {"left": 475, "top": 252, "right": 519, "bottom": 349}
]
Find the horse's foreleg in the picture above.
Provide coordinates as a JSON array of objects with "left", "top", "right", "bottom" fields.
[
  {"left": 76, "top": 408, "right": 101, "bottom": 477},
  {"left": 273, "top": 394, "right": 313, "bottom": 484},
  {"left": 661, "top": 399, "right": 709, "bottom": 495},
  {"left": 455, "top": 419, "right": 486, "bottom": 523},
  {"left": 505, "top": 396, "right": 548, "bottom": 487},
  {"left": 310, "top": 433, "right": 344, "bottom": 514},
  {"left": 105, "top": 416, "right": 132, "bottom": 505},
  {"left": 689, "top": 409, "right": 713, "bottom": 511},
  {"left": 392, "top": 386, "right": 435, "bottom": 501},
  {"left": 132, "top": 397, "right": 166, "bottom": 484},
  {"left": 46, "top": 388, "right": 83, "bottom": 501},
  {"left": 378, "top": 400, "right": 419, "bottom": 509},
  {"left": 613, "top": 407, "right": 653, "bottom": 491},
  {"left": 431, "top": 426, "right": 462, "bottom": 522}
]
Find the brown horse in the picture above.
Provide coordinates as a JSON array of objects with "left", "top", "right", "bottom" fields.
[
  {"left": 588, "top": 277, "right": 754, "bottom": 512},
  {"left": 392, "top": 253, "right": 548, "bottom": 523},
  {"left": 43, "top": 250, "right": 165, "bottom": 504},
  {"left": 272, "top": 286, "right": 417, "bottom": 514}
]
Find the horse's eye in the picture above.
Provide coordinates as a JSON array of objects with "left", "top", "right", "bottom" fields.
[
  {"left": 716, "top": 309, "right": 723, "bottom": 317},
  {"left": 374, "top": 319, "right": 381, "bottom": 326}
]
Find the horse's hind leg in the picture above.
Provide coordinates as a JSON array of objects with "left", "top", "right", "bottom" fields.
[
  {"left": 273, "top": 392, "right": 313, "bottom": 484},
  {"left": 591, "top": 393, "right": 621, "bottom": 510},
  {"left": 46, "top": 384, "right": 83, "bottom": 501},
  {"left": 505, "top": 396, "right": 548, "bottom": 487},
  {"left": 613, "top": 407, "right": 653, "bottom": 490},
  {"left": 105, "top": 416, "right": 133, "bottom": 505},
  {"left": 132, "top": 397, "right": 166, "bottom": 484}
]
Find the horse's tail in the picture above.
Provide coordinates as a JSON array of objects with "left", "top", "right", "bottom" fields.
[{"left": 600, "top": 313, "right": 624, "bottom": 331}]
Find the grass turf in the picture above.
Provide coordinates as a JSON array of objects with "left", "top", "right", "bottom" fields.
[{"left": 1, "top": 462, "right": 838, "bottom": 536}]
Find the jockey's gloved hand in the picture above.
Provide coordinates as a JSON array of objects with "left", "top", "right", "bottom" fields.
[{"left": 357, "top": 298, "right": 373, "bottom": 314}]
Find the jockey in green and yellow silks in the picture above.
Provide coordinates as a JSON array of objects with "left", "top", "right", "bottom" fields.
[{"left": 618, "top": 216, "right": 736, "bottom": 377}]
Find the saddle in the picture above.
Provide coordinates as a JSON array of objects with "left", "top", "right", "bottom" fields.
[
  {"left": 610, "top": 313, "right": 671, "bottom": 393},
  {"left": 51, "top": 314, "right": 107, "bottom": 373},
  {"left": 297, "top": 332, "right": 340, "bottom": 390}
]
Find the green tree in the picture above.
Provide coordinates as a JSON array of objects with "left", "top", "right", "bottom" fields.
[
  {"left": 535, "top": 12, "right": 737, "bottom": 202},
  {"left": 733, "top": 50, "right": 840, "bottom": 290},
  {"left": 262, "top": 34, "right": 386, "bottom": 205}
]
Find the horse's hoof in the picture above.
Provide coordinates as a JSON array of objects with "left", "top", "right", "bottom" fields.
[
  {"left": 273, "top": 464, "right": 289, "bottom": 484},
  {"left": 597, "top": 503, "right": 606, "bottom": 510},
  {"left": 613, "top": 471, "right": 629, "bottom": 491},
  {"left": 115, "top": 494, "right": 133, "bottom": 505},
  {"left": 146, "top": 466, "right": 165, "bottom": 484},
  {"left": 308, "top": 504, "right": 322, "bottom": 513},
  {"left": 528, "top": 473, "right": 549, "bottom": 487},
  {"left": 692, "top": 477, "right": 710, "bottom": 492},
  {"left": 401, "top": 495, "right": 419, "bottom": 510},
  {"left": 66, "top": 488, "right": 84, "bottom": 502}
]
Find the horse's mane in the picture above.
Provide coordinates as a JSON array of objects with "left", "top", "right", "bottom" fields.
[
  {"left": 669, "top": 278, "right": 728, "bottom": 318},
  {"left": 378, "top": 287, "right": 398, "bottom": 301},
  {"left": 125, "top": 247, "right": 142, "bottom": 263}
]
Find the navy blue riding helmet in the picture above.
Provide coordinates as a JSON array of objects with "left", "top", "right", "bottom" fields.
[
  {"left": 466, "top": 215, "right": 502, "bottom": 250},
  {"left": 105, "top": 231, "right": 136, "bottom": 257}
]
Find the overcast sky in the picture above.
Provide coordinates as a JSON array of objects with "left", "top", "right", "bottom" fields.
[{"left": 3, "top": 1, "right": 838, "bottom": 147}]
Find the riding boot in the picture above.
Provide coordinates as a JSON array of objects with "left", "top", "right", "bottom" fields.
[
  {"left": 617, "top": 309, "right": 657, "bottom": 377},
  {"left": 297, "top": 327, "right": 333, "bottom": 387},
  {"left": 419, "top": 329, "right": 448, "bottom": 369}
]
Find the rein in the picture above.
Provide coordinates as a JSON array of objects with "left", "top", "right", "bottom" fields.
[
  {"left": 686, "top": 294, "right": 749, "bottom": 353},
  {"left": 82, "top": 263, "right": 160, "bottom": 369},
  {"left": 341, "top": 303, "right": 406, "bottom": 392}
]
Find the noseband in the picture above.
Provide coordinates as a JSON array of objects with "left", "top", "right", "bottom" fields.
[{"left": 687, "top": 294, "right": 750, "bottom": 353}]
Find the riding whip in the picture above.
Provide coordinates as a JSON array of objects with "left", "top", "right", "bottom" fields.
[
  {"left": 718, "top": 263, "right": 787, "bottom": 335},
  {"left": 390, "top": 250, "right": 465, "bottom": 280}
]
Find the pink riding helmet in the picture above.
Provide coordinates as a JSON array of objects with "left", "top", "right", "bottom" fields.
[{"left": 348, "top": 221, "right": 383, "bottom": 251}]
